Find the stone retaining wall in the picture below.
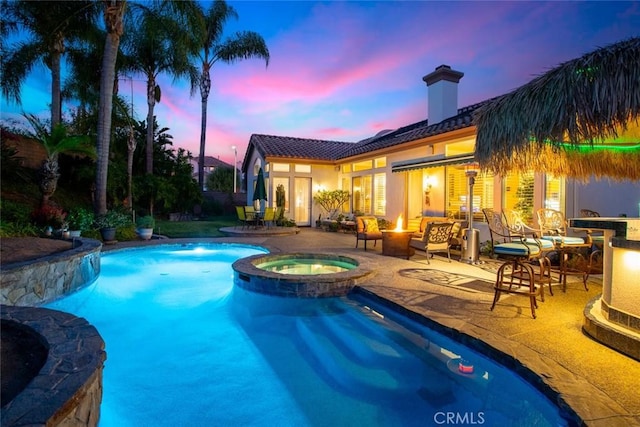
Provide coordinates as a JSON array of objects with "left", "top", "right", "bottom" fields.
[
  {"left": 0, "top": 238, "right": 101, "bottom": 306},
  {"left": 1, "top": 305, "right": 106, "bottom": 426}
]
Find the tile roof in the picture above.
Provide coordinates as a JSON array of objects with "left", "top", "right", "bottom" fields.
[
  {"left": 341, "top": 100, "right": 490, "bottom": 158},
  {"left": 248, "top": 134, "right": 355, "bottom": 161},
  {"left": 202, "top": 156, "right": 234, "bottom": 168},
  {"left": 247, "top": 99, "right": 494, "bottom": 164}
]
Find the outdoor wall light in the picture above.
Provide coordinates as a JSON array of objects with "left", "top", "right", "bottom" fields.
[{"left": 424, "top": 176, "right": 435, "bottom": 206}]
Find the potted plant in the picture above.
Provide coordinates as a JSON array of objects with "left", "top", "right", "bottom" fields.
[
  {"left": 94, "top": 210, "right": 130, "bottom": 242},
  {"left": 66, "top": 208, "right": 94, "bottom": 237},
  {"left": 135, "top": 215, "right": 155, "bottom": 240},
  {"left": 30, "top": 204, "right": 66, "bottom": 236}
]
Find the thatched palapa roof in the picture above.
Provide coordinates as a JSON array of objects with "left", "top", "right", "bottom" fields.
[{"left": 474, "top": 37, "right": 640, "bottom": 181}]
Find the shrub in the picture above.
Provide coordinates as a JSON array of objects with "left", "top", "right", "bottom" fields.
[
  {"left": 0, "top": 219, "right": 39, "bottom": 237},
  {"left": 1, "top": 200, "right": 32, "bottom": 224},
  {"left": 135, "top": 215, "right": 155, "bottom": 229},
  {"left": 313, "top": 190, "right": 350, "bottom": 220},
  {"left": 30, "top": 204, "right": 66, "bottom": 228},
  {"left": 377, "top": 218, "right": 391, "bottom": 230},
  {"left": 67, "top": 207, "right": 94, "bottom": 231},
  {"left": 94, "top": 209, "right": 131, "bottom": 229}
]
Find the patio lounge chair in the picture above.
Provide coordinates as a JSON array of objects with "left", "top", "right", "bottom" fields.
[{"left": 355, "top": 216, "right": 383, "bottom": 250}]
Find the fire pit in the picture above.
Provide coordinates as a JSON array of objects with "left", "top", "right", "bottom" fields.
[
  {"left": 382, "top": 230, "right": 415, "bottom": 259},
  {"left": 381, "top": 215, "right": 416, "bottom": 259}
]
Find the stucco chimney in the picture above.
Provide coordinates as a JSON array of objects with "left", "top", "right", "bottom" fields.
[{"left": 423, "top": 65, "right": 464, "bottom": 124}]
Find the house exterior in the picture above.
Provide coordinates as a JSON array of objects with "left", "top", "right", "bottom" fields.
[
  {"left": 191, "top": 156, "right": 237, "bottom": 191},
  {"left": 241, "top": 65, "right": 640, "bottom": 237}
]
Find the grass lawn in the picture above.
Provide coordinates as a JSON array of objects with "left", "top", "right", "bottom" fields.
[{"left": 155, "top": 216, "right": 237, "bottom": 238}]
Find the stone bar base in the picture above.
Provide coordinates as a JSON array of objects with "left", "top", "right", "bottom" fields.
[{"left": 583, "top": 297, "right": 640, "bottom": 361}]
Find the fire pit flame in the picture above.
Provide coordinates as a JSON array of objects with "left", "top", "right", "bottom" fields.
[{"left": 394, "top": 215, "right": 404, "bottom": 231}]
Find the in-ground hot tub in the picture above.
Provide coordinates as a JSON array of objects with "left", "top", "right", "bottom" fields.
[{"left": 232, "top": 253, "right": 375, "bottom": 297}]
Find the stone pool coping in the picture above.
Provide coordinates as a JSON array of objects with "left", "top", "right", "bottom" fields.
[
  {"left": 233, "top": 252, "right": 377, "bottom": 297},
  {"left": 1, "top": 305, "right": 106, "bottom": 426}
]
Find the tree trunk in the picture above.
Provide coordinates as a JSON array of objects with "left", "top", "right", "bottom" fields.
[
  {"left": 126, "top": 127, "right": 136, "bottom": 208},
  {"left": 39, "top": 158, "right": 60, "bottom": 205},
  {"left": 145, "top": 78, "right": 156, "bottom": 175},
  {"left": 50, "top": 36, "right": 63, "bottom": 127},
  {"left": 198, "top": 65, "right": 211, "bottom": 191},
  {"left": 95, "top": 0, "right": 126, "bottom": 215}
]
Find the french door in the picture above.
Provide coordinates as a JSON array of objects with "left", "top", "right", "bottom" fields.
[{"left": 294, "top": 177, "right": 311, "bottom": 226}]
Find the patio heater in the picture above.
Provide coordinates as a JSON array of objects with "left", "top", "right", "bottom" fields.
[{"left": 461, "top": 169, "right": 481, "bottom": 264}]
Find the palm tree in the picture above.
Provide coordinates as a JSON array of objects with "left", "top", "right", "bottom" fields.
[
  {"left": 120, "top": 1, "right": 198, "bottom": 176},
  {"left": 22, "top": 114, "right": 95, "bottom": 205},
  {"left": 62, "top": 23, "right": 106, "bottom": 116},
  {"left": 95, "top": 0, "right": 127, "bottom": 215},
  {"left": 189, "top": 0, "right": 270, "bottom": 190},
  {"left": 1, "top": 1, "right": 98, "bottom": 127}
]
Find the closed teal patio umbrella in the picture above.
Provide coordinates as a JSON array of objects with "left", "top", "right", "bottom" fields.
[{"left": 253, "top": 167, "right": 267, "bottom": 207}]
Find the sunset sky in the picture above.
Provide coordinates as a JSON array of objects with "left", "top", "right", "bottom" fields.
[{"left": 2, "top": 1, "right": 639, "bottom": 166}]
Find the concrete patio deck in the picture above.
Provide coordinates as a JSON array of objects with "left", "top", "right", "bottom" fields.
[{"left": 106, "top": 227, "right": 640, "bottom": 426}]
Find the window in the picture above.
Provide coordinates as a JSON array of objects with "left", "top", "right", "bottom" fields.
[
  {"left": 253, "top": 159, "right": 262, "bottom": 176},
  {"left": 272, "top": 163, "right": 290, "bottom": 172},
  {"left": 352, "top": 175, "right": 372, "bottom": 214},
  {"left": 294, "top": 164, "right": 311, "bottom": 173},
  {"left": 503, "top": 171, "right": 534, "bottom": 223},
  {"left": 341, "top": 177, "right": 350, "bottom": 212},
  {"left": 374, "top": 173, "right": 386, "bottom": 216},
  {"left": 353, "top": 160, "right": 372, "bottom": 172},
  {"left": 545, "top": 175, "right": 564, "bottom": 212},
  {"left": 446, "top": 168, "right": 494, "bottom": 221},
  {"left": 445, "top": 139, "right": 475, "bottom": 156},
  {"left": 272, "top": 177, "right": 289, "bottom": 211},
  {"left": 374, "top": 157, "right": 387, "bottom": 168},
  {"left": 342, "top": 164, "right": 352, "bottom": 173}
]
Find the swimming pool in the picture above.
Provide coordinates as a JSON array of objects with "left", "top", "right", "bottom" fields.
[{"left": 45, "top": 243, "right": 571, "bottom": 426}]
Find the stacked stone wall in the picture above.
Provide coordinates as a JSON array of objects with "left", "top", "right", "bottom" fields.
[{"left": 0, "top": 238, "right": 101, "bottom": 306}]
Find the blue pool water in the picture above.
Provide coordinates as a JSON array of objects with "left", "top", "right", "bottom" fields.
[{"left": 46, "top": 244, "right": 570, "bottom": 426}]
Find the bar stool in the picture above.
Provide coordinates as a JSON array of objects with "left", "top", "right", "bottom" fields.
[
  {"left": 537, "top": 209, "right": 591, "bottom": 292},
  {"left": 483, "top": 209, "right": 546, "bottom": 318}
]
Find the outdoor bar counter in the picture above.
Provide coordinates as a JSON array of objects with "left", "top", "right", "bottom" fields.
[{"left": 570, "top": 217, "right": 640, "bottom": 360}]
